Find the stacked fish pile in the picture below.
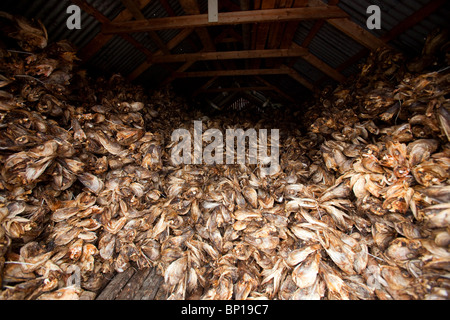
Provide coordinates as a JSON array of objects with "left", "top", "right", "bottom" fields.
[{"left": 0, "top": 13, "right": 449, "bottom": 300}]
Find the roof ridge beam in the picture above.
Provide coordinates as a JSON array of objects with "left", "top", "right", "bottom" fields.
[{"left": 102, "top": 6, "right": 349, "bottom": 34}]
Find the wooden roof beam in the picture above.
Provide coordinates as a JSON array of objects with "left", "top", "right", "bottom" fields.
[
  {"left": 239, "top": 0, "right": 251, "bottom": 50},
  {"left": 102, "top": 6, "right": 349, "bottom": 33},
  {"left": 380, "top": 0, "right": 446, "bottom": 43},
  {"left": 76, "top": 0, "right": 154, "bottom": 62},
  {"left": 127, "top": 28, "right": 194, "bottom": 81},
  {"left": 198, "top": 86, "right": 274, "bottom": 93},
  {"left": 70, "top": 0, "right": 162, "bottom": 64},
  {"left": 173, "top": 67, "right": 298, "bottom": 78},
  {"left": 280, "top": 0, "right": 309, "bottom": 48},
  {"left": 298, "top": 0, "right": 339, "bottom": 48},
  {"left": 306, "top": 0, "right": 387, "bottom": 51},
  {"left": 281, "top": 64, "right": 315, "bottom": 91},
  {"left": 173, "top": 67, "right": 315, "bottom": 92},
  {"left": 254, "top": 76, "right": 297, "bottom": 103},
  {"left": 179, "top": 0, "right": 216, "bottom": 51},
  {"left": 251, "top": 0, "right": 277, "bottom": 68},
  {"left": 120, "top": 0, "right": 170, "bottom": 54},
  {"left": 147, "top": 48, "right": 309, "bottom": 63},
  {"left": 327, "top": 18, "right": 387, "bottom": 51},
  {"left": 319, "top": 0, "right": 446, "bottom": 84},
  {"left": 290, "top": 43, "right": 346, "bottom": 82},
  {"left": 192, "top": 77, "right": 219, "bottom": 96}
]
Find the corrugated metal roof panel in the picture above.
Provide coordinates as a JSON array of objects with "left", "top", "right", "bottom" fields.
[
  {"left": 1, "top": 0, "right": 448, "bottom": 95},
  {"left": 167, "top": 0, "right": 185, "bottom": 16},
  {"left": 389, "top": 5, "right": 450, "bottom": 55},
  {"left": 87, "top": 0, "right": 124, "bottom": 21},
  {"left": 130, "top": 33, "right": 159, "bottom": 53},
  {"left": 292, "top": 21, "right": 315, "bottom": 46},
  {"left": 261, "top": 75, "right": 312, "bottom": 101},
  {"left": 89, "top": 35, "right": 147, "bottom": 76},
  {"left": 293, "top": 60, "right": 327, "bottom": 84},
  {"left": 306, "top": 23, "right": 365, "bottom": 69},
  {"left": 142, "top": 1, "right": 168, "bottom": 19}
]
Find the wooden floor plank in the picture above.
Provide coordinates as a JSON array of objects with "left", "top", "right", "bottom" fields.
[
  {"left": 137, "top": 268, "right": 164, "bottom": 300},
  {"left": 96, "top": 268, "right": 135, "bottom": 300},
  {"left": 116, "top": 268, "right": 152, "bottom": 300}
]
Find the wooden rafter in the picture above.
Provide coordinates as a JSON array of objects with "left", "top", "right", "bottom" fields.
[
  {"left": 380, "top": 0, "right": 446, "bottom": 43},
  {"left": 172, "top": 68, "right": 298, "bottom": 78},
  {"left": 193, "top": 77, "right": 219, "bottom": 97},
  {"left": 239, "top": 0, "right": 251, "bottom": 50},
  {"left": 198, "top": 87, "right": 273, "bottom": 93},
  {"left": 281, "top": 64, "right": 315, "bottom": 91},
  {"left": 254, "top": 76, "right": 297, "bottom": 103},
  {"left": 120, "top": 0, "right": 170, "bottom": 54},
  {"left": 177, "top": 0, "right": 223, "bottom": 83},
  {"left": 70, "top": 0, "right": 163, "bottom": 65},
  {"left": 290, "top": 43, "right": 346, "bottom": 82},
  {"left": 102, "top": 6, "right": 349, "bottom": 34},
  {"left": 299, "top": 0, "right": 339, "bottom": 48},
  {"left": 332, "top": 0, "right": 446, "bottom": 78},
  {"left": 327, "top": 18, "right": 388, "bottom": 51},
  {"left": 306, "top": 0, "right": 387, "bottom": 51},
  {"left": 280, "top": 0, "right": 309, "bottom": 49},
  {"left": 173, "top": 66, "right": 315, "bottom": 93},
  {"left": 147, "top": 48, "right": 309, "bottom": 63},
  {"left": 72, "top": 0, "right": 440, "bottom": 106},
  {"left": 266, "top": 0, "right": 297, "bottom": 50},
  {"left": 76, "top": 0, "right": 154, "bottom": 62},
  {"left": 127, "top": 28, "right": 194, "bottom": 81},
  {"left": 251, "top": 0, "right": 277, "bottom": 68},
  {"left": 179, "top": 0, "right": 216, "bottom": 51}
]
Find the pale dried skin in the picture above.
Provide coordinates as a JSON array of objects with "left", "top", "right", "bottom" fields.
[
  {"left": 286, "top": 244, "right": 320, "bottom": 267},
  {"left": 292, "top": 252, "right": 320, "bottom": 289},
  {"left": 385, "top": 238, "right": 422, "bottom": 263},
  {"left": 233, "top": 208, "right": 261, "bottom": 221},
  {"left": 25, "top": 156, "right": 53, "bottom": 183},
  {"left": 407, "top": 139, "right": 439, "bottom": 167},
  {"left": 318, "top": 230, "right": 356, "bottom": 275},
  {"left": 77, "top": 173, "right": 104, "bottom": 194},
  {"left": 291, "top": 277, "right": 326, "bottom": 300},
  {"left": 242, "top": 186, "right": 258, "bottom": 208},
  {"left": 261, "top": 258, "right": 287, "bottom": 298},
  {"left": 412, "top": 160, "right": 448, "bottom": 187},
  {"left": 19, "top": 242, "right": 53, "bottom": 273},
  {"left": 51, "top": 207, "right": 79, "bottom": 222},
  {"left": 53, "top": 226, "right": 81, "bottom": 247},
  {"left": 320, "top": 262, "right": 349, "bottom": 300},
  {"left": 98, "top": 233, "right": 115, "bottom": 260},
  {"left": 235, "top": 271, "right": 259, "bottom": 300},
  {"left": 164, "top": 255, "right": 188, "bottom": 287},
  {"left": 37, "top": 285, "right": 81, "bottom": 300},
  {"left": 290, "top": 225, "right": 319, "bottom": 243}
]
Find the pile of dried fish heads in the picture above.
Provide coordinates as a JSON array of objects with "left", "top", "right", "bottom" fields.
[{"left": 0, "top": 13, "right": 449, "bottom": 300}]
